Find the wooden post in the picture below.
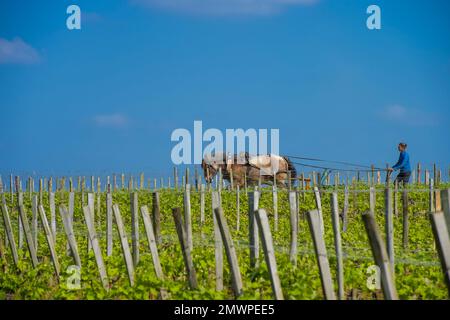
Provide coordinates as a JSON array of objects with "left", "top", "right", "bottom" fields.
[
  {"left": 38, "top": 205, "right": 60, "bottom": 277},
  {"left": 433, "top": 163, "right": 437, "bottom": 187},
  {"left": 273, "top": 185, "right": 278, "bottom": 233},
  {"left": 112, "top": 204, "right": 135, "bottom": 286},
  {"left": 313, "top": 186, "right": 325, "bottom": 235},
  {"left": 140, "top": 206, "right": 164, "bottom": 280},
  {"left": 229, "top": 167, "right": 234, "bottom": 190},
  {"left": 59, "top": 205, "right": 81, "bottom": 267},
  {"left": 106, "top": 190, "right": 113, "bottom": 256},
  {"left": 1, "top": 203, "right": 19, "bottom": 266},
  {"left": 342, "top": 186, "right": 349, "bottom": 232},
  {"left": 152, "top": 192, "right": 161, "bottom": 245},
  {"left": 369, "top": 187, "right": 376, "bottom": 215},
  {"left": 184, "top": 185, "right": 193, "bottom": 251},
  {"left": 429, "top": 179, "right": 435, "bottom": 212},
  {"left": 18, "top": 189, "right": 24, "bottom": 249},
  {"left": 83, "top": 205, "right": 109, "bottom": 290},
  {"left": 385, "top": 186, "right": 394, "bottom": 269},
  {"left": 248, "top": 190, "right": 260, "bottom": 269},
  {"left": 87, "top": 193, "right": 95, "bottom": 251},
  {"left": 32, "top": 195, "right": 38, "bottom": 251},
  {"left": 428, "top": 211, "right": 450, "bottom": 295},
  {"left": 362, "top": 212, "right": 399, "bottom": 300},
  {"left": 174, "top": 167, "right": 178, "bottom": 190},
  {"left": 65, "top": 192, "right": 75, "bottom": 255},
  {"left": 306, "top": 209, "right": 336, "bottom": 300},
  {"left": 330, "top": 192, "right": 344, "bottom": 300},
  {"left": 212, "top": 191, "right": 224, "bottom": 291},
  {"left": 288, "top": 191, "right": 297, "bottom": 265},
  {"left": 96, "top": 177, "right": 101, "bottom": 229},
  {"left": 244, "top": 170, "right": 248, "bottom": 193},
  {"left": 255, "top": 209, "right": 284, "bottom": 300},
  {"left": 130, "top": 192, "right": 139, "bottom": 266},
  {"left": 38, "top": 178, "right": 43, "bottom": 205},
  {"left": 172, "top": 208, "right": 198, "bottom": 289},
  {"left": 18, "top": 205, "right": 39, "bottom": 267},
  {"left": 214, "top": 207, "right": 243, "bottom": 298},
  {"left": 402, "top": 189, "right": 409, "bottom": 250},
  {"left": 441, "top": 189, "right": 450, "bottom": 236},
  {"left": 81, "top": 177, "right": 86, "bottom": 207},
  {"left": 140, "top": 173, "right": 144, "bottom": 190},
  {"left": 9, "top": 174, "right": 13, "bottom": 205},
  {"left": 50, "top": 191, "right": 56, "bottom": 239}
]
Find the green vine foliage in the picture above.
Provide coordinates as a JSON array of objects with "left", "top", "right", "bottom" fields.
[{"left": 0, "top": 181, "right": 448, "bottom": 300}]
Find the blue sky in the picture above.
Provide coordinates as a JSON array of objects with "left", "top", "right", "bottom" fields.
[{"left": 1, "top": 0, "right": 449, "bottom": 179}]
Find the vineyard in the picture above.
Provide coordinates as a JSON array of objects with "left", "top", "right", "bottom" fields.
[{"left": 0, "top": 173, "right": 449, "bottom": 300}]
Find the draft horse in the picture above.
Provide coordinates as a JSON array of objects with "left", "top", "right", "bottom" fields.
[{"left": 201, "top": 152, "right": 296, "bottom": 188}]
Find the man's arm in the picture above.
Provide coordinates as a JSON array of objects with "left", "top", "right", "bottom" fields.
[{"left": 392, "top": 152, "right": 405, "bottom": 170}]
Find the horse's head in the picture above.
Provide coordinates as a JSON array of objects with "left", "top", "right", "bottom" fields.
[{"left": 202, "top": 153, "right": 226, "bottom": 183}]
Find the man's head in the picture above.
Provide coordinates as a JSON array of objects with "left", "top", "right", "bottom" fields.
[{"left": 398, "top": 142, "right": 407, "bottom": 152}]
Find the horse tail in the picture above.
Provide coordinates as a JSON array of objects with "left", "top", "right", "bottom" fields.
[{"left": 283, "top": 156, "right": 297, "bottom": 180}]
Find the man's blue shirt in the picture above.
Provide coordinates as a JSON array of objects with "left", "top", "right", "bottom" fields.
[{"left": 392, "top": 151, "right": 411, "bottom": 173}]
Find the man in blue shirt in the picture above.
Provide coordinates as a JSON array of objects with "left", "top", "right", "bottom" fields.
[{"left": 388, "top": 142, "right": 411, "bottom": 185}]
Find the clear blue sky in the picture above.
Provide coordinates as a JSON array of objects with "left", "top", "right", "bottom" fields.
[{"left": 1, "top": 0, "right": 449, "bottom": 179}]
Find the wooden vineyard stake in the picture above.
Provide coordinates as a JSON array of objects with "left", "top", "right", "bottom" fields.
[
  {"left": 306, "top": 209, "right": 336, "bottom": 300},
  {"left": 288, "top": 191, "right": 297, "bottom": 265},
  {"left": 38, "top": 205, "right": 60, "bottom": 278},
  {"left": 172, "top": 208, "right": 198, "bottom": 290},
  {"left": 83, "top": 205, "right": 109, "bottom": 290},
  {"left": 330, "top": 192, "right": 344, "bottom": 300},
  {"left": 429, "top": 179, "right": 435, "bottom": 212},
  {"left": 174, "top": 167, "right": 178, "bottom": 190},
  {"left": 394, "top": 181, "right": 398, "bottom": 217},
  {"left": 50, "top": 191, "right": 57, "bottom": 240},
  {"left": 112, "top": 204, "right": 135, "bottom": 287},
  {"left": 96, "top": 177, "right": 101, "bottom": 229},
  {"left": 255, "top": 209, "right": 284, "bottom": 300},
  {"left": 32, "top": 195, "right": 38, "bottom": 251},
  {"left": 67, "top": 192, "right": 75, "bottom": 256},
  {"left": 130, "top": 192, "right": 139, "bottom": 266},
  {"left": 18, "top": 205, "right": 39, "bottom": 268},
  {"left": 152, "top": 192, "right": 161, "bottom": 245},
  {"left": 18, "top": 191, "right": 23, "bottom": 249},
  {"left": 106, "top": 191, "right": 113, "bottom": 256},
  {"left": 313, "top": 186, "right": 325, "bottom": 235},
  {"left": 212, "top": 191, "right": 224, "bottom": 291},
  {"left": 140, "top": 206, "right": 164, "bottom": 280},
  {"left": 214, "top": 207, "right": 243, "bottom": 298},
  {"left": 385, "top": 187, "right": 394, "bottom": 269},
  {"left": 1, "top": 203, "right": 19, "bottom": 266},
  {"left": 273, "top": 185, "right": 278, "bottom": 233},
  {"left": 59, "top": 205, "right": 81, "bottom": 267},
  {"left": 248, "top": 190, "right": 260, "bottom": 269},
  {"left": 87, "top": 193, "right": 95, "bottom": 251},
  {"left": 184, "top": 185, "right": 193, "bottom": 251},
  {"left": 362, "top": 211, "right": 399, "bottom": 300},
  {"left": 369, "top": 187, "right": 376, "bottom": 215},
  {"left": 342, "top": 186, "right": 349, "bottom": 232},
  {"left": 441, "top": 189, "right": 450, "bottom": 235},
  {"left": 428, "top": 211, "right": 450, "bottom": 295}
]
